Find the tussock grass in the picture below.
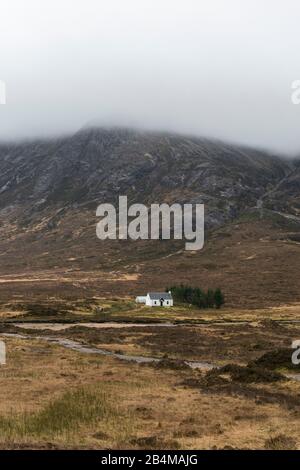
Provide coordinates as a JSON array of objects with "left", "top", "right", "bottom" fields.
[
  {"left": 264, "top": 434, "right": 297, "bottom": 450},
  {"left": 0, "top": 386, "right": 114, "bottom": 440}
]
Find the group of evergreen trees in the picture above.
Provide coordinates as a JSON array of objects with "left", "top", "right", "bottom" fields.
[{"left": 167, "top": 285, "right": 225, "bottom": 309}]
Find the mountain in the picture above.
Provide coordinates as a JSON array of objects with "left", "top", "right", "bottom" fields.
[
  {"left": 0, "top": 126, "right": 299, "bottom": 307},
  {"left": 0, "top": 127, "right": 291, "bottom": 215}
]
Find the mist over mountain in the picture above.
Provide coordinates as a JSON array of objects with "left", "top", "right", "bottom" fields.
[
  {"left": 2, "top": 1, "right": 300, "bottom": 153},
  {"left": 0, "top": 126, "right": 296, "bottom": 225},
  {"left": 1, "top": 126, "right": 300, "bottom": 228}
]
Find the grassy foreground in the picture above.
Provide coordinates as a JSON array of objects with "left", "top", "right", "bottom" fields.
[
  {"left": 0, "top": 386, "right": 112, "bottom": 441},
  {"left": 1, "top": 333, "right": 300, "bottom": 449}
]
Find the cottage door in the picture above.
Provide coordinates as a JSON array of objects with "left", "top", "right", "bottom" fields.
[{"left": 160, "top": 298, "right": 164, "bottom": 306}]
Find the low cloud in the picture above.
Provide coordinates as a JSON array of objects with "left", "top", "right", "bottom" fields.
[{"left": 0, "top": 0, "right": 300, "bottom": 154}]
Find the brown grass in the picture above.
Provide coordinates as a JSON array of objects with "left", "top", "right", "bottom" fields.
[
  {"left": 0, "top": 217, "right": 299, "bottom": 309},
  {"left": 0, "top": 333, "right": 300, "bottom": 449}
]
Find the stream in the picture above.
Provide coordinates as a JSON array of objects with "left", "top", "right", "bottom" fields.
[
  {"left": 3, "top": 326, "right": 300, "bottom": 381},
  {"left": 1, "top": 333, "right": 216, "bottom": 370}
]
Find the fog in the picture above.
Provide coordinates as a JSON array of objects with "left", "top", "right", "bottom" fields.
[{"left": 1, "top": 0, "right": 300, "bottom": 153}]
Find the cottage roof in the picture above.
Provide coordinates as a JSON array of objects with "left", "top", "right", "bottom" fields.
[{"left": 147, "top": 292, "right": 172, "bottom": 300}]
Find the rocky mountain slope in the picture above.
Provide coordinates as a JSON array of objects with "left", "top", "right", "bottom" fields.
[
  {"left": 0, "top": 127, "right": 299, "bottom": 307},
  {"left": 0, "top": 126, "right": 294, "bottom": 224}
]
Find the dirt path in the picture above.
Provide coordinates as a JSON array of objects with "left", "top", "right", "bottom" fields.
[
  {"left": 12, "top": 322, "right": 176, "bottom": 331},
  {"left": 11, "top": 319, "right": 300, "bottom": 330}
]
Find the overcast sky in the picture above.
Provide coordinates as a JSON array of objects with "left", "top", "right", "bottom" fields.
[{"left": 1, "top": 0, "right": 300, "bottom": 154}]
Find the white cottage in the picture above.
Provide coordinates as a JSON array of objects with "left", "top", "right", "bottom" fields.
[{"left": 135, "top": 292, "right": 173, "bottom": 307}]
